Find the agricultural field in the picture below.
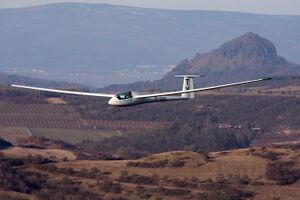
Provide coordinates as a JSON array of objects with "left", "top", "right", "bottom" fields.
[
  {"left": 0, "top": 102, "right": 82, "bottom": 129},
  {"left": 87, "top": 119, "right": 171, "bottom": 129},
  {"left": 0, "top": 127, "right": 32, "bottom": 144},
  {"left": 30, "top": 128, "right": 121, "bottom": 144}
]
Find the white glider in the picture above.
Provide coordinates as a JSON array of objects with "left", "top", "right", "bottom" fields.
[{"left": 11, "top": 75, "right": 271, "bottom": 107}]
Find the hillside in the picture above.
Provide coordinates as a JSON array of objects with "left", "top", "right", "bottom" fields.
[
  {"left": 1, "top": 3, "right": 300, "bottom": 86},
  {"left": 66, "top": 90, "right": 300, "bottom": 156},
  {"left": 0, "top": 83, "right": 299, "bottom": 154},
  {"left": 0, "top": 145, "right": 299, "bottom": 199}
]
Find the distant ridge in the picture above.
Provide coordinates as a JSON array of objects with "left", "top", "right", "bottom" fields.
[
  {"left": 0, "top": 73, "right": 90, "bottom": 89},
  {"left": 103, "top": 33, "right": 300, "bottom": 91}
]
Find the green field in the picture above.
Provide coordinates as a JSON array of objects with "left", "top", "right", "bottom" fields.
[{"left": 30, "top": 128, "right": 121, "bottom": 144}]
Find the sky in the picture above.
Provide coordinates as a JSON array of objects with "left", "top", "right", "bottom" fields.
[{"left": 0, "top": 0, "right": 299, "bottom": 15}]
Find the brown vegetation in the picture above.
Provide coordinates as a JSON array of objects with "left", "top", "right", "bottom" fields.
[
  {"left": 0, "top": 145, "right": 299, "bottom": 199},
  {"left": 266, "top": 160, "right": 300, "bottom": 185}
]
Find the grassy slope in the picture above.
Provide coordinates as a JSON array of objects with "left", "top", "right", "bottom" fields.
[
  {"left": 1, "top": 145, "right": 299, "bottom": 199},
  {"left": 0, "top": 190, "right": 36, "bottom": 200},
  {"left": 56, "top": 149, "right": 267, "bottom": 181},
  {"left": 45, "top": 146, "right": 300, "bottom": 199},
  {"left": 1, "top": 147, "right": 76, "bottom": 161}
]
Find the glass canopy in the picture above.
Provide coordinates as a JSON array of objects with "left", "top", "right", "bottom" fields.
[{"left": 116, "top": 91, "right": 132, "bottom": 100}]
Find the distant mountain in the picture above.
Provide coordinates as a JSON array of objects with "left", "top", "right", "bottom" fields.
[
  {"left": 103, "top": 33, "right": 300, "bottom": 91},
  {"left": 1, "top": 3, "right": 300, "bottom": 86}
]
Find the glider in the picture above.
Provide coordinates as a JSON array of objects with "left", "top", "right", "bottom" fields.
[{"left": 11, "top": 75, "right": 271, "bottom": 107}]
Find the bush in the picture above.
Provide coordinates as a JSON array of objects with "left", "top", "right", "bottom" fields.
[
  {"left": 118, "top": 171, "right": 158, "bottom": 185},
  {"left": 37, "top": 179, "right": 100, "bottom": 200},
  {"left": 168, "top": 159, "right": 185, "bottom": 167},
  {"left": 167, "top": 178, "right": 197, "bottom": 188},
  {"left": 263, "top": 151, "right": 285, "bottom": 161},
  {"left": 266, "top": 160, "right": 300, "bottom": 185},
  {"left": 0, "top": 159, "right": 47, "bottom": 193},
  {"left": 126, "top": 160, "right": 169, "bottom": 168},
  {"left": 195, "top": 188, "right": 255, "bottom": 200},
  {"left": 100, "top": 179, "right": 122, "bottom": 193},
  {"left": 157, "top": 187, "right": 190, "bottom": 196}
]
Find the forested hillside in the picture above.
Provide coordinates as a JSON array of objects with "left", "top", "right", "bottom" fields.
[
  {"left": 0, "top": 83, "right": 299, "bottom": 157},
  {"left": 67, "top": 94, "right": 300, "bottom": 156}
]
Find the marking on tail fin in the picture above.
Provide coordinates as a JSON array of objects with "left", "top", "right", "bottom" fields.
[{"left": 185, "top": 79, "right": 190, "bottom": 90}]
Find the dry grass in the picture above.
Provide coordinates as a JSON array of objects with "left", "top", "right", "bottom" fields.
[
  {"left": 2, "top": 146, "right": 299, "bottom": 199},
  {"left": 55, "top": 149, "right": 267, "bottom": 180},
  {"left": 1, "top": 147, "right": 77, "bottom": 161},
  {"left": 0, "top": 127, "right": 32, "bottom": 144},
  {"left": 0, "top": 189, "right": 36, "bottom": 200},
  {"left": 46, "top": 98, "right": 67, "bottom": 104},
  {"left": 251, "top": 181, "right": 300, "bottom": 200},
  {"left": 48, "top": 147, "right": 299, "bottom": 199}
]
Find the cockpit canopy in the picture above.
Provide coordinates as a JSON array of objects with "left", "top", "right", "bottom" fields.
[{"left": 116, "top": 91, "right": 133, "bottom": 100}]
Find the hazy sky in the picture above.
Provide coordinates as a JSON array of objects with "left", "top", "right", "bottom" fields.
[{"left": 0, "top": 0, "right": 300, "bottom": 15}]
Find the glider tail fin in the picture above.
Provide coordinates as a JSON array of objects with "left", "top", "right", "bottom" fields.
[{"left": 174, "top": 75, "right": 201, "bottom": 99}]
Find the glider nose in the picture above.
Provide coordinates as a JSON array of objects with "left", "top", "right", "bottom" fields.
[{"left": 108, "top": 97, "right": 116, "bottom": 106}]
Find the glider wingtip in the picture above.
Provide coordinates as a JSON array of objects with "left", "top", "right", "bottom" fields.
[{"left": 263, "top": 77, "right": 272, "bottom": 80}]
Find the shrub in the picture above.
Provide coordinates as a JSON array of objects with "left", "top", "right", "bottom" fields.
[
  {"left": 266, "top": 160, "right": 300, "bottom": 185},
  {"left": 100, "top": 179, "right": 122, "bottom": 193},
  {"left": 37, "top": 179, "right": 100, "bottom": 200},
  {"left": 118, "top": 172, "right": 158, "bottom": 185},
  {"left": 157, "top": 187, "right": 190, "bottom": 196},
  {"left": 263, "top": 151, "right": 285, "bottom": 161},
  {"left": 126, "top": 160, "right": 169, "bottom": 168},
  {"left": 0, "top": 159, "right": 47, "bottom": 193},
  {"left": 168, "top": 159, "right": 185, "bottom": 167}
]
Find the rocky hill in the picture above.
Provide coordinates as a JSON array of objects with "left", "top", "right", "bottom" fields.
[
  {"left": 164, "top": 32, "right": 300, "bottom": 88},
  {"left": 103, "top": 33, "right": 300, "bottom": 91}
]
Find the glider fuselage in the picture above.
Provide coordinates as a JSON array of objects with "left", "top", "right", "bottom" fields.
[{"left": 108, "top": 94, "right": 188, "bottom": 107}]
